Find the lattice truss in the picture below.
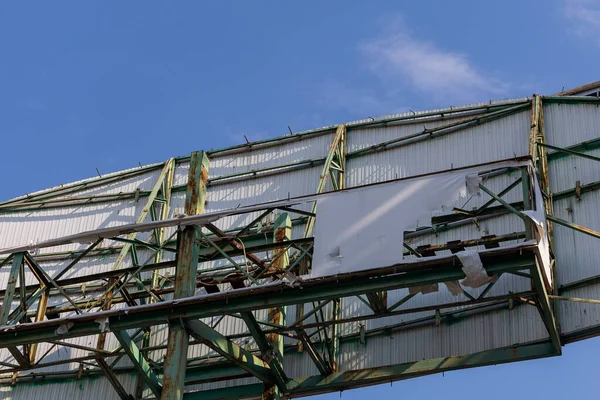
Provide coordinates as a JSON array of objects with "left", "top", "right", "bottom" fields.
[{"left": 0, "top": 95, "right": 599, "bottom": 400}]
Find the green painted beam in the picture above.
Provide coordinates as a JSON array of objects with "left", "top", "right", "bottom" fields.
[
  {"left": 114, "top": 330, "right": 162, "bottom": 399},
  {"left": 205, "top": 101, "right": 527, "bottom": 157},
  {"left": 547, "top": 214, "right": 600, "bottom": 240},
  {"left": 185, "top": 320, "right": 275, "bottom": 386},
  {"left": 97, "top": 357, "right": 134, "bottom": 400},
  {"left": 113, "top": 158, "right": 175, "bottom": 271},
  {"left": 1, "top": 254, "right": 25, "bottom": 331},
  {"left": 183, "top": 341, "right": 556, "bottom": 400},
  {"left": 0, "top": 253, "right": 537, "bottom": 347},
  {"left": 185, "top": 363, "right": 251, "bottom": 384},
  {"left": 530, "top": 264, "right": 562, "bottom": 353},
  {"left": 542, "top": 95, "right": 600, "bottom": 104},
  {"left": 479, "top": 183, "right": 528, "bottom": 221},
  {"left": 537, "top": 141, "right": 600, "bottom": 163},
  {"left": 296, "top": 329, "right": 331, "bottom": 376},
  {"left": 547, "top": 137, "right": 600, "bottom": 162}
]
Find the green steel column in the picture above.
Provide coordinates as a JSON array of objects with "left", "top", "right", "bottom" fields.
[
  {"left": 0, "top": 253, "right": 24, "bottom": 325},
  {"left": 262, "top": 213, "right": 291, "bottom": 400},
  {"left": 161, "top": 151, "right": 209, "bottom": 400}
]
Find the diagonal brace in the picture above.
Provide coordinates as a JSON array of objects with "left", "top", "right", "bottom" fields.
[
  {"left": 185, "top": 319, "right": 280, "bottom": 389},
  {"left": 114, "top": 330, "right": 162, "bottom": 399}
]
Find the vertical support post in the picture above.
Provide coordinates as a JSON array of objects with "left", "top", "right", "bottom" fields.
[
  {"left": 28, "top": 289, "right": 49, "bottom": 364},
  {"left": 262, "top": 213, "right": 290, "bottom": 400},
  {"left": 161, "top": 151, "right": 209, "bottom": 400},
  {"left": 329, "top": 299, "right": 340, "bottom": 372},
  {"left": 0, "top": 253, "right": 24, "bottom": 325},
  {"left": 152, "top": 161, "right": 175, "bottom": 294},
  {"left": 297, "top": 124, "right": 346, "bottom": 369},
  {"left": 113, "top": 158, "right": 176, "bottom": 271}
]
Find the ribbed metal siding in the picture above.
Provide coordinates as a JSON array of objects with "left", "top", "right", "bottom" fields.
[
  {"left": 346, "top": 111, "right": 530, "bottom": 186},
  {"left": 544, "top": 103, "right": 600, "bottom": 335},
  {"left": 0, "top": 374, "right": 138, "bottom": 400}
]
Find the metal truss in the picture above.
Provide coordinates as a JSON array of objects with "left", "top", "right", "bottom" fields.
[
  {"left": 0, "top": 155, "right": 562, "bottom": 400},
  {"left": 9, "top": 96, "right": 600, "bottom": 398}
]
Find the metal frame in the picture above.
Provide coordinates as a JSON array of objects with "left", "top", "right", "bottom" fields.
[
  {"left": 6, "top": 92, "right": 600, "bottom": 398},
  {"left": 0, "top": 154, "right": 561, "bottom": 399}
]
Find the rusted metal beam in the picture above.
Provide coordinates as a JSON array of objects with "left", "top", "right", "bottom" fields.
[
  {"left": 28, "top": 289, "right": 48, "bottom": 364},
  {"left": 97, "top": 357, "right": 134, "bottom": 400},
  {"left": 263, "top": 213, "right": 291, "bottom": 400},
  {"left": 161, "top": 151, "right": 209, "bottom": 400},
  {"left": 114, "top": 330, "right": 162, "bottom": 398},
  {"left": 547, "top": 214, "right": 600, "bottom": 240},
  {"left": 185, "top": 319, "right": 276, "bottom": 386}
]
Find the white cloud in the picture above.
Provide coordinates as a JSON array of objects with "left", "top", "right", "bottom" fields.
[
  {"left": 564, "top": 0, "right": 600, "bottom": 42},
  {"left": 359, "top": 17, "right": 509, "bottom": 104}
]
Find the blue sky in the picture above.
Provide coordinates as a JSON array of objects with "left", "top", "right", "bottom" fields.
[{"left": 1, "top": 0, "right": 600, "bottom": 398}]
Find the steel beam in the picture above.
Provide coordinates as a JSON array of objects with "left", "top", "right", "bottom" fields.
[
  {"left": 183, "top": 341, "right": 556, "bottom": 400},
  {"left": 28, "top": 288, "right": 48, "bottom": 364},
  {"left": 0, "top": 251, "right": 538, "bottom": 348},
  {"left": 547, "top": 214, "right": 600, "bottom": 240},
  {"left": 530, "top": 263, "right": 562, "bottom": 354},
  {"left": 114, "top": 330, "right": 162, "bottom": 398},
  {"left": 538, "top": 141, "right": 600, "bottom": 163},
  {"left": 185, "top": 320, "right": 275, "bottom": 386},
  {"left": 97, "top": 357, "right": 134, "bottom": 400},
  {"left": 296, "top": 329, "right": 331, "bottom": 376},
  {"left": 162, "top": 150, "right": 209, "bottom": 400},
  {"left": 263, "top": 213, "right": 291, "bottom": 400},
  {"left": 0, "top": 253, "right": 24, "bottom": 325},
  {"left": 113, "top": 158, "right": 176, "bottom": 271}
]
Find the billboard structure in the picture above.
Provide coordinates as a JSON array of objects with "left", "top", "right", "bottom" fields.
[{"left": 0, "top": 83, "right": 599, "bottom": 400}]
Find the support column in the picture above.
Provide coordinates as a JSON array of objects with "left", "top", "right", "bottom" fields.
[
  {"left": 28, "top": 289, "right": 48, "bottom": 364},
  {"left": 297, "top": 125, "right": 346, "bottom": 371},
  {"left": 161, "top": 151, "right": 209, "bottom": 400},
  {"left": 262, "top": 213, "right": 291, "bottom": 400}
]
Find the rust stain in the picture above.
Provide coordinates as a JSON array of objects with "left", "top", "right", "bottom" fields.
[
  {"left": 201, "top": 165, "right": 209, "bottom": 185},
  {"left": 274, "top": 227, "right": 286, "bottom": 242}
]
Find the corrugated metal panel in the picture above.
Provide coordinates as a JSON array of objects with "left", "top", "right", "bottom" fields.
[
  {"left": 552, "top": 195, "right": 600, "bottom": 285},
  {"left": 339, "top": 306, "right": 547, "bottom": 371},
  {"left": 543, "top": 102, "right": 600, "bottom": 335},
  {"left": 346, "top": 111, "right": 530, "bottom": 186},
  {"left": 556, "top": 283, "right": 600, "bottom": 334},
  {"left": 209, "top": 132, "right": 335, "bottom": 178},
  {"left": 544, "top": 103, "right": 600, "bottom": 148},
  {"left": 0, "top": 374, "right": 137, "bottom": 400}
]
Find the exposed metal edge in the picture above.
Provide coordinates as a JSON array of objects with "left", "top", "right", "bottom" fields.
[
  {"left": 542, "top": 96, "right": 600, "bottom": 104},
  {"left": 552, "top": 80, "right": 600, "bottom": 96},
  {"left": 562, "top": 324, "right": 600, "bottom": 344}
]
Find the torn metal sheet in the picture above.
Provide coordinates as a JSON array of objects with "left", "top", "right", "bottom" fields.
[
  {"left": 456, "top": 251, "right": 498, "bottom": 289},
  {"left": 310, "top": 160, "right": 531, "bottom": 279},
  {"left": 444, "top": 281, "right": 463, "bottom": 296}
]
